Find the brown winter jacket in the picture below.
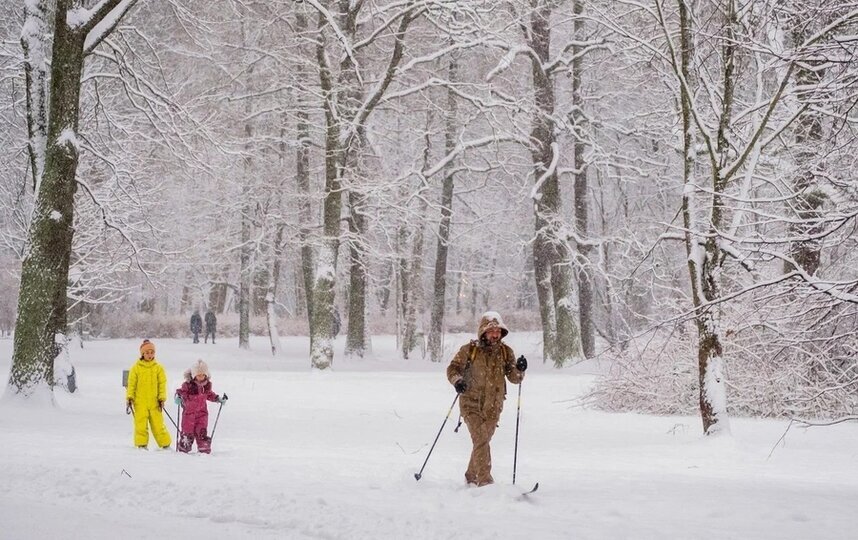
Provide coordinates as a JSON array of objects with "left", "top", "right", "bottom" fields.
[
  {"left": 447, "top": 340, "right": 523, "bottom": 421},
  {"left": 447, "top": 313, "right": 524, "bottom": 421}
]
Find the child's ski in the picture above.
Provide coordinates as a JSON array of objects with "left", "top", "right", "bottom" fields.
[{"left": 518, "top": 482, "right": 539, "bottom": 499}]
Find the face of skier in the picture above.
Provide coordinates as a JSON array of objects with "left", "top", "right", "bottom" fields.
[
  {"left": 142, "top": 349, "right": 155, "bottom": 361},
  {"left": 484, "top": 327, "right": 502, "bottom": 344},
  {"left": 194, "top": 373, "right": 207, "bottom": 383}
]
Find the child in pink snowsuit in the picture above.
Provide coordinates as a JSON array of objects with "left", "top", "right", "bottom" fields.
[{"left": 174, "top": 359, "right": 224, "bottom": 454}]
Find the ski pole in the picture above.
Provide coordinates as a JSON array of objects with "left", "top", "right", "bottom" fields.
[
  {"left": 512, "top": 379, "right": 523, "bottom": 485},
  {"left": 209, "top": 393, "right": 228, "bottom": 442},
  {"left": 162, "top": 405, "right": 179, "bottom": 431},
  {"left": 414, "top": 393, "right": 459, "bottom": 481},
  {"left": 175, "top": 401, "right": 182, "bottom": 452}
]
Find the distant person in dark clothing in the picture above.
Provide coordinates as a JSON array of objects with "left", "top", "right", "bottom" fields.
[
  {"left": 190, "top": 310, "right": 202, "bottom": 344},
  {"left": 204, "top": 309, "right": 217, "bottom": 344}
]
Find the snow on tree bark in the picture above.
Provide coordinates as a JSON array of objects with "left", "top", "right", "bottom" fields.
[
  {"left": 21, "top": 0, "right": 49, "bottom": 192},
  {"left": 10, "top": 0, "right": 138, "bottom": 397},
  {"left": 528, "top": 1, "right": 581, "bottom": 367}
]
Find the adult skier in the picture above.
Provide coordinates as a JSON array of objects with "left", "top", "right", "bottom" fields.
[{"left": 446, "top": 311, "right": 527, "bottom": 486}]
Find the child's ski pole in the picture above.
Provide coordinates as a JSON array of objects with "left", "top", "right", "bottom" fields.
[
  {"left": 175, "top": 402, "right": 182, "bottom": 452},
  {"left": 209, "top": 393, "right": 228, "bottom": 442},
  {"left": 162, "top": 406, "right": 179, "bottom": 431}
]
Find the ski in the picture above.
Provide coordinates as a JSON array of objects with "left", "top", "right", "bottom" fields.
[{"left": 518, "top": 482, "right": 539, "bottom": 499}]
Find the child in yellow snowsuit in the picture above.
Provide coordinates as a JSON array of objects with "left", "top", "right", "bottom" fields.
[{"left": 126, "top": 339, "right": 171, "bottom": 449}]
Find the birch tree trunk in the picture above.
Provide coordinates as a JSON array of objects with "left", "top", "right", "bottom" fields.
[
  {"left": 21, "top": 0, "right": 49, "bottom": 190},
  {"left": 676, "top": 0, "right": 731, "bottom": 435}
]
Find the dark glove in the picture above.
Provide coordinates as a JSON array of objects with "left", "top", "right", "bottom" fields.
[
  {"left": 158, "top": 400, "right": 165, "bottom": 411},
  {"left": 126, "top": 399, "right": 133, "bottom": 414},
  {"left": 516, "top": 355, "right": 528, "bottom": 372},
  {"left": 454, "top": 379, "right": 468, "bottom": 394}
]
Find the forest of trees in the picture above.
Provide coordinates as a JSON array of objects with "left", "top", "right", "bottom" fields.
[{"left": 1, "top": 1, "right": 857, "bottom": 432}]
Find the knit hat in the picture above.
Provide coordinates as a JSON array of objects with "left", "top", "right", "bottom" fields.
[
  {"left": 189, "top": 359, "right": 210, "bottom": 379},
  {"left": 477, "top": 311, "right": 508, "bottom": 339},
  {"left": 139, "top": 339, "right": 155, "bottom": 355}
]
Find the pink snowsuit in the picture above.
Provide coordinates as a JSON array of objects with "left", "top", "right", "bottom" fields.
[{"left": 176, "top": 378, "right": 219, "bottom": 453}]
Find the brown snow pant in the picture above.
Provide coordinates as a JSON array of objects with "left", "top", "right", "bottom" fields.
[{"left": 463, "top": 413, "right": 498, "bottom": 486}]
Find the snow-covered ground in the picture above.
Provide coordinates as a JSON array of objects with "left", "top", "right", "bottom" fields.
[{"left": 1, "top": 333, "right": 857, "bottom": 539}]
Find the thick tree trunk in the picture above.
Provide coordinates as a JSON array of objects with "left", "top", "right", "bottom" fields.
[
  {"left": 532, "top": 230, "right": 555, "bottom": 363},
  {"left": 238, "top": 195, "right": 252, "bottom": 349},
  {"left": 396, "top": 217, "right": 410, "bottom": 356},
  {"left": 378, "top": 262, "right": 392, "bottom": 315},
  {"left": 238, "top": 19, "right": 254, "bottom": 350},
  {"left": 179, "top": 270, "right": 193, "bottom": 313},
  {"left": 401, "top": 215, "right": 423, "bottom": 360},
  {"left": 783, "top": 19, "right": 826, "bottom": 276},
  {"left": 309, "top": 239, "right": 339, "bottom": 370},
  {"left": 295, "top": 9, "right": 315, "bottom": 327},
  {"left": 253, "top": 268, "right": 270, "bottom": 316},
  {"left": 238, "top": 141, "right": 253, "bottom": 348},
  {"left": 9, "top": 0, "right": 85, "bottom": 396},
  {"left": 428, "top": 56, "right": 459, "bottom": 363},
  {"left": 341, "top": 9, "right": 371, "bottom": 360},
  {"left": 529, "top": 1, "right": 580, "bottom": 367},
  {"left": 346, "top": 186, "right": 370, "bottom": 358},
  {"left": 571, "top": 0, "right": 595, "bottom": 359},
  {"left": 309, "top": 10, "right": 346, "bottom": 369},
  {"left": 209, "top": 273, "right": 229, "bottom": 314},
  {"left": 308, "top": 120, "right": 341, "bottom": 369},
  {"left": 549, "top": 238, "right": 580, "bottom": 366}
]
